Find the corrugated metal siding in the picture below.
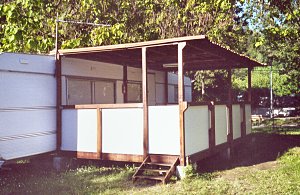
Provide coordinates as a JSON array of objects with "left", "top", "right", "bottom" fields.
[{"left": 0, "top": 53, "right": 56, "bottom": 160}]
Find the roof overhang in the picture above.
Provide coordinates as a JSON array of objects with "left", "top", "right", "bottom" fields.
[{"left": 52, "top": 35, "right": 266, "bottom": 70}]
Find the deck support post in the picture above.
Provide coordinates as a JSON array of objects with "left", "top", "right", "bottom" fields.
[
  {"left": 142, "top": 47, "right": 149, "bottom": 159},
  {"left": 55, "top": 55, "right": 62, "bottom": 151},
  {"left": 247, "top": 67, "right": 252, "bottom": 102},
  {"left": 178, "top": 42, "right": 186, "bottom": 166},
  {"left": 227, "top": 68, "right": 233, "bottom": 158}
]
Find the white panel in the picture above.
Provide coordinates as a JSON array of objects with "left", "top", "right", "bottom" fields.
[
  {"left": 0, "top": 134, "right": 56, "bottom": 160},
  {"left": 232, "top": 104, "right": 241, "bottom": 139},
  {"left": 127, "top": 67, "right": 142, "bottom": 81},
  {"left": 168, "top": 73, "right": 178, "bottom": 85},
  {"left": 155, "top": 84, "right": 165, "bottom": 105},
  {"left": 149, "top": 105, "right": 180, "bottom": 155},
  {"left": 0, "top": 72, "right": 56, "bottom": 108},
  {"left": 184, "top": 106, "right": 209, "bottom": 155},
  {"left": 61, "top": 57, "right": 123, "bottom": 79},
  {"left": 67, "top": 79, "right": 92, "bottom": 105},
  {"left": 77, "top": 109, "right": 97, "bottom": 152},
  {"left": 215, "top": 105, "right": 228, "bottom": 145},
  {"left": 62, "top": 109, "right": 78, "bottom": 151},
  {"left": 116, "top": 81, "right": 124, "bottom": 103},
  {"left": 0, "top": 109, "right": 56, "bottom": 137},
  {"left": 102, "top": 108, "right": 143, "bottom": 155},
  {"left": 245, "top": 104, "right": 252, "bottom": 134},
  {"left": 148, "top": 74, "right": 156, "bottom": 105},
  {"left": 0, "top": 53, "right": 55, "bottom": 74}
]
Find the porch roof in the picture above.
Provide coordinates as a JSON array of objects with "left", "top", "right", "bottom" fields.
[{"left": 55, "top": 35, "right": 265, "bottom": 70}]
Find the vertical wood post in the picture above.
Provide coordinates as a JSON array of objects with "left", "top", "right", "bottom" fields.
[
  {"left": 248, "top": 67, "right": 252, "bottom": 102},
  {"left": 241, "top": 103, "right": 246, "bottom": 137},
  {"left": 227, "top": 68, "right": 233, "bottom": 155},
  {"left": 142, "top": 47, "right": 149, "bottom": 159},
  {"left": 97, "top": 108, "right": 102, "bottom": 159},
  {"left": 209, "top": 101, "right": 216, "bottom": 149},
  {"left": 123, "top": 66, "right": 128, "bottom": 103},
  {"left": 56, "top": 55, "right": 62, "bottom": 151},
  {"left": 178, "top": 42, "right": 186, "bottom": 166}
]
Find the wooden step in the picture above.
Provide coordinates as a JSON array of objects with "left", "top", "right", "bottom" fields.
[
  {"left": 132, "top": 156, "right": 180, "bottom": 184},
  {"left": 144, "top": 162, "right": 171, "bottom": 167},
  {"left": 139, "top": 168, "right": 168, "bottom": 172},
  {"left": 133, "top": 175, "right": 164, "bottom": 181}
]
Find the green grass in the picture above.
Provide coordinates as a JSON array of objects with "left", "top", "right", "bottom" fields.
[{"left": 1, "top": 147, "right": 300, "bottom": 194}]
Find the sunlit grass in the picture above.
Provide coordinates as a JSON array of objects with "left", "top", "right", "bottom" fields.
[{"left": 1, "top": 147, "right": 300, "bottom": 194}]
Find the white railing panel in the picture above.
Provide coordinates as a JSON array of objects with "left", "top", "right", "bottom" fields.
[
  {"left": 149, "top": 105, "right": 180, "bottom": 155},
  {"left": 102, "top": 108, "right": 143, "bottom": 155},
  {"left": 232, "top": 104, "right": 241, "bottom": 139},
  {"left": 184, "top": 106, "right": 209, "bottom": 156},
  {"left": 215, "top": 105, "right": 228, "bottom": 145}
]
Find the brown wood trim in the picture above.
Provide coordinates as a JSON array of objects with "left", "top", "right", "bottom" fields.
[
  {"left": 149, "top": 154, "right": 180, "bottom": 164},
  {"left": 56, "top": 56, "right": 62, "bottom": 151},
  {"left": 102, "top": 153, "right": 144, "bottom": 162},
  {"left": 209, "top": 101, "right": 216, "bottom": 148},
  {"left": 142, "top": 47, "right": 149, "bottom": 159},
  {"left": 178, "top": 42, "right": 186, "bottom": 166},
  {"left": 97, "top": 108, "right": 102, "bottom": 159},
  {"left": 77, "top": 152, "right": 100, "bottom": 159},
  {"left": 62, "top": 103, "right": 143, "bottom": 109}
]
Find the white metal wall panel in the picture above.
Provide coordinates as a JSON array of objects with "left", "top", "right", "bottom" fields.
[
  {"left": 215, "top": 105, "right": 228, "bottom": 145},
  {"left": 0, "top": 134, "right": 56, "bottom": 160},
  {"left": 149, "top": 105, "right": 180, "bottom": 155},
  {"left": 61, "top": 57, "right": 123, "bottom": 80},
  {"left": 0, "top": 53, "right": 56, "bottom": 160},
  {"left": 184, "top": 106, "right": 209, "bottom": 156},
  {"left": 0, "top": 72, "right": 56, "bottom": 108},
  {"left": 168, "top": 85, "right": 176, "bottom": 103},
  {"left": 102, "top": 108, "right": 143, "bottom": 155},
  {"left": 0, "top": 53, "right": 55, "bottom": 74},
  {"left": 232, "top": 104, "right": 241, "bottom": 139},
  {"left": 245, "top": 104, "right": 252, "bottom": 134},
  {"left": 0, "top": 109, "right": 56, "bottom": 137}
]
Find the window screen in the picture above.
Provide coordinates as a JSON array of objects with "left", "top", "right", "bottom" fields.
[
  {"left": 94, "top": 81, "right": 115, "bottom": 104},
  {"left": 127, "top": 82, "right": 142, "bottom": 103},
  {"left": 67, "top": 79, "right": 92, "bottom": 105}
]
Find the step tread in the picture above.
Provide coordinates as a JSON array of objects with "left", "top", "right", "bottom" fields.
[
  {"left": 133, "top": 175, "right": 165, "bottom": 181},
  {"left": 145, "top": 162, "right": 172, "bottom": 167},
  {"left": 140, "top": 168, "right": 168, "bottom": 172}
]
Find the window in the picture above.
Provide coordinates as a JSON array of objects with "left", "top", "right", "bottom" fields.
[
  {"left": 127, "top": 81, "right": 142, "bottom": 103},
  {"left": 67, "top": 78, "right": 115, "bottom": 105}
]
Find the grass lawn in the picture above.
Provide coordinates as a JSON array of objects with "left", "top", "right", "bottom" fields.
[{"left": 1, "top": 145, "right": 300, "bottom": 194}]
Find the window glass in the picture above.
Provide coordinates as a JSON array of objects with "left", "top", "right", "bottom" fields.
[
  {"left": 94, "top": 81, "right": 115, "bottom": 104},
  {"left": 127, "top": 82, "right": 142, "bottom": 103},
  {"left": 67, "top": 79, "right": 92, "bottom": 105}
]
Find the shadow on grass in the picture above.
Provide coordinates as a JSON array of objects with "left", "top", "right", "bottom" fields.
[{"left": 197, "top": 132, "right": 300, "bottom": 173}]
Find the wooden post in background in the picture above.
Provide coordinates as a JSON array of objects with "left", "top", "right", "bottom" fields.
[
  {"left": 178, "top": 42, "right": 186, "bottom": 166},
  {"left": 142, "top": 47, "right": 149, "bottom": 159}
]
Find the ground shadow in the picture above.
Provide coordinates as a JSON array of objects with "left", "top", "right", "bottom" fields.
[{"left": 197, "top": 133, "right": 300, "bottom": 173}]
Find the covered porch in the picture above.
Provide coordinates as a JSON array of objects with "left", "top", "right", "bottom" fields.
[{"left": 55, "top": 35, "right": 264, "bottom": 166}]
